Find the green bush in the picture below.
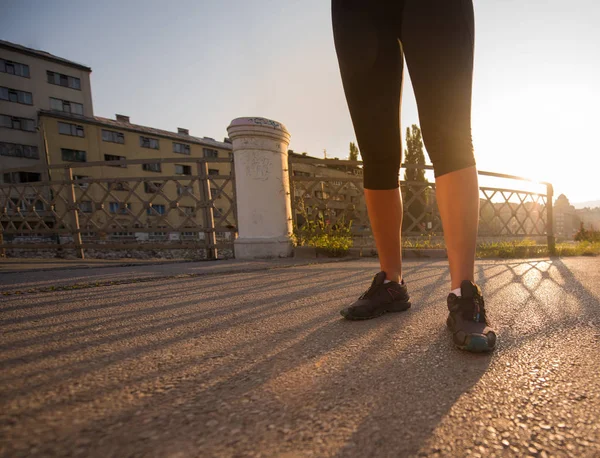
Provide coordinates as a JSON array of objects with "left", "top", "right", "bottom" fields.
[
  {"left": 574, "top": 223, "right": 600, "bottom": 242},
  {"left": 292, "top": 207, "right": 353, "bottom": 257}
]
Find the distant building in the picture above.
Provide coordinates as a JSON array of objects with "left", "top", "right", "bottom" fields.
[
  {"left": 554, "top": 194, "right": 581, "bottom": 239},
  {"left": 39, "top": 110, "right": 233, "bottom": 235},
  {"left": 576, "top": 206, "right": 600, "bottom": 232},
  {"left": 1, "top": 40, "right": 93, "bottom": 179}
]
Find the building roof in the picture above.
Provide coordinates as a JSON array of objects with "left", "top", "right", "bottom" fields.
[
  {"left": 39, "top": 110, "right": 232, "bottom": 150},
  {"left": 0, "top": 39, "right": 92, "bottom": 72}
]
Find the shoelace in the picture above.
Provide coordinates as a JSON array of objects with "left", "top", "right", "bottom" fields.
[
  {"left": 456, "top": 295, "right": 488, "bottom": 324},
  {"left": 359, "top": 282, "right": 379, "bottom": 299}
]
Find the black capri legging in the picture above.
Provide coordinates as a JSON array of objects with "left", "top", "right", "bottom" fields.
[{"left": 332, "top": 0, "right": 476, "bottom": 189}]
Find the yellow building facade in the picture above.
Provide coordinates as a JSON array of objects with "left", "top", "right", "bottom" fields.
[{"left": 39, "top": 110, "right": 234, "bottom": 239}]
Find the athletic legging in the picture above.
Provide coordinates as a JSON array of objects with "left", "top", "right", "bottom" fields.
[{"left": 332, "top": 0, "right": 476, "bottom": 189}]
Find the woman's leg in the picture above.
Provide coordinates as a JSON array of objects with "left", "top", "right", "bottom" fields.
[
  {"left": 435, "top": 166, "right": 479, "bottom": 290},
  {"left": 401, "top": 0, "right": 496, "bottom": 351},
  {"left": 401, "top": 0, "right": 478, "bottom": 289},
  {"left": 332, "top": 1, "right": 405, "bottom": 283},
  {"left": 332, "top": 1, "right": 411, "bottom": 320},
  {"left": 365, "top": 188, "right": 403, "bottom": 283}
]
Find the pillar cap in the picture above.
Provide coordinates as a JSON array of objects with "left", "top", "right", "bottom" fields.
[{"left": 227, "top": 117, "right": 289, "bottom": 136}]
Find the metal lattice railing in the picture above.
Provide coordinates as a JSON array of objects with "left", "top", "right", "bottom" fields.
[
  {"left": 0, "top": 157, "right": 237, "bottom": 259},
  {"left": 288, "top": 157, "right": 555, "bottom": 251}
]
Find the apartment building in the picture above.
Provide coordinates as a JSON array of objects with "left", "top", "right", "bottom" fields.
[
  {"left": 0, "top": 40, "right": 93, "bottom": 180},
  {"left": 554, "top": 194, "right": 581, "bottom": 239},
  {"left": 39, "top": 110, "right": 234, "bottom": 236}
]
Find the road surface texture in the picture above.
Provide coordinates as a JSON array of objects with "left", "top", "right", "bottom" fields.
[{"left": 1, "top": 257, "right": 599, "bottom": 457}]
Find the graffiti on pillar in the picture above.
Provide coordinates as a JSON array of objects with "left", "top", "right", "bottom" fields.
[
  {"left": 245, "top": 152, "right": 272, "bottom": 181},
  {"left": 247, "top": 117, "right": 281, "bottom": 129}
]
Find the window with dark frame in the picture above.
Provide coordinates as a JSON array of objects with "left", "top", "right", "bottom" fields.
[
  {"left": 102, "top": 129, "right": 125, "bottom": 144},
  {"left": 0, "top": 86, "right": 33, "bottom": 105},
  {"left": 3, "top": 171, "right": 41, "bottom": 183},
  {"left": 140, "top": 136, "right": 159, "bottom": 149},
  {"left": 203, "top": 148, "right": 218, "bottom": 158},
  {"left": 0, "top": 142, "right": 39, "bottom": 159},
  {"left": 58, "top": 121, "right": 84, "bottom": 137},
  {"left": 61, "top": 148, "right": 86, "bottom": 162},
  {"left": 104, "top": 154, "right": 126, "bottom": 167},
  {"left": 108, "top": 181, "right": 129, "bottom": 191},
  {"left": 0, "top": 114, "right": 35, "bottom": 132},
  {"left": 0, "top": 58, "right": 30, "bottom": 77},
  {"left": 73, "top": 175, "right": 90, "bottom": 189},
  {"left": 142, "top": 162, "right": 161, "bottom": 173},
  {"left": 147, "top": 204, "right": 166, "bottom": 215},
  {"left": 144, "top": 182, "right": 162, "bottom": 193},
  {"left": 173, "top": 142, "right": 190, "bottom": 155},
  {"left": 49, "top": 97, "right": 83, "bottom": 115},
  {"left": 78, "top": 201, "right": 93, "bottom": 213},
  {"left": 46, "top": 70, "right": 81, "bottom": 90},
  {"left": 175, "top": 164, "right": 192, "bottom": 175},
  {"left": 109, "top": 202, "right": 131, "bottom": 214},
  {"left": 208, "top": 168, "right": 219, "bottom": 176}
]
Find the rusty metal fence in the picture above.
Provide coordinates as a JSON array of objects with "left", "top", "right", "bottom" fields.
[
  {"left": 0, "top": 157, "right": 237, "bottom": 259},
  {"left": 288, "top": 156, "right": 555, "bottom": 252}
]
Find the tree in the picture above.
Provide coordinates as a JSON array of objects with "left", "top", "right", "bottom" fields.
[
  {"left": 402, "top": 125, "right": 429, "bottom": 233},
  {"left": 348, "top": 142, "right": 359, "bottom": 161}
]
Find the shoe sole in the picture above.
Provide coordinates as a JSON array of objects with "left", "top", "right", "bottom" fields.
[{"left": 340, "top": 301, "right": 411, "bottom": 321}]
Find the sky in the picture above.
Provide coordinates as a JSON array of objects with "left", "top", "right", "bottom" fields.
[{"left": 2, "top": 0, "right": 599, "bottom": 203}]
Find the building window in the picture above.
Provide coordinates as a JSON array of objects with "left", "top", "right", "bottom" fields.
[
  {"left": 47, "top": 70, "right": 81, "bottom": 90},
  {"left": 0, "top": 86, "right": 33, "bottom": 105},
  {"left": 73, "top": 175, "right": 90, "bottom": 189},
  {"left": 293, "top": 170, "right": 311, "bottom": 177},
  {"left": 181, "top": 206, "right": 195, "bottom": 216},
  {"left": 108, "top": 181, "right": 129, "bottom": 191},
  {"left": 0, "top": 114, "right": 35, "bottom": 132},
  {"left": 140, "top": 136, "right": 159, "bottom": 149},
  {"left": 58, "top": 121, "right": 84, "bottom": 137},
  {"left": 0, "top": 142, "right": 39, "bottom": 159},
  {"left": 78, "top": 201, "right": 93, "bottom": 213},
  {"left": 49, "top": 97, "right": 83, "bottom": 115},
  {"left": 144, "top": 182, "right": 161, "bottom": 193},
  {"left": 61, "top": 148, "right": 87, "bottom": 162},
  {"left": 175, "top": 164, "right": 192, "bottom": 175},
  {"left": 214, "top": 208, "right": 223, "bottom": 217},
  {"left": 102, "top": 129, "right": 125, "bottom": 144},
  {"left": 177, "top": 184, "right": 193, "bottom": 196},
  {"left": 3, "top": 171, "right": 42, "bottom": 183},
  {"left": 208, "top": 168, "right": 219, "bottom": 176},
  {"left": 203, "top": 148, "right": 218, "bottom": 158},
  {"left": 173, "top": 142, "right": 190, "bottom": 155},
  {"left": 109, "top": 202, "right": 131, "bottom": 214},
  {"left": 0, "top": 58, "right": 30, "bottom": 77},
  {"left": 147, "top": 204, "right": 166, "bottom": 215},
  {"left": 104, "top": 154, "right": 126, "bottom": 167},
  {"left": 142, "top": 162, "right": 162, "bottom": 173},
  {"left": 210, "top": 187, "right": 220, "bottom": 198}
]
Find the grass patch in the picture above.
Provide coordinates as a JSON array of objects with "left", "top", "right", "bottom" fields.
[{"left": 477, "top": 240, "right": 600, "bottom": 258}]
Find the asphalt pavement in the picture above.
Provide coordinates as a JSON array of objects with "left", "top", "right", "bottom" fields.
[{"left": 1, "top": 257, "right": 599, "bottom": 457}]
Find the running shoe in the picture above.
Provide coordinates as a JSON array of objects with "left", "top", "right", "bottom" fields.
[
  {"left": 447, "top": 280, "right": 496, "bottom": 352},
  {"left": 341, "top": 271, "right": 411, "bottom": 320}
]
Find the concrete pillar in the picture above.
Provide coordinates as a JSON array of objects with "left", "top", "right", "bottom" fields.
[{"left": 227, "top": 117, "right": 293, "bottom": 259}]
